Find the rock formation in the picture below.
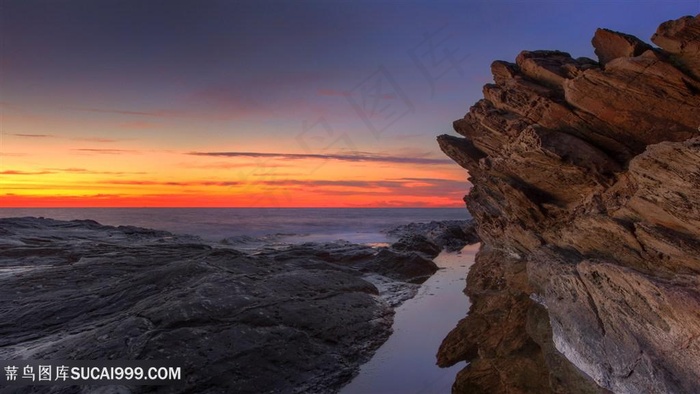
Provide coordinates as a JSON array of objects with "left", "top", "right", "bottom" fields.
[
  {"left": 386, "top": 220, "right": 479, "bottom": 253},
  {"left": 437, "top": 15, "right": 700, "bottom": 394},
  {"left": 0, "top": 217, "right": 441, "bottom": 393}
]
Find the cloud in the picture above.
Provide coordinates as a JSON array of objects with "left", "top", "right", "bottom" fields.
[
  {"left": 103, "top": 180, "right": 190, "bottom": 186},
  {"left": 188, "top": 151, "right": 453, "bottom": 165},
  {"left": 66, "top": 106, "right": 180, "bottom": 118},
  {"left": 8, "top": 133, "right": 122, "bottom": 143},
  {"left": 316, "top": 88, "right": 396, "bottom": 100},
  {"left": 343, "top": 200, "right": 450, "bottom": 208},
  {"left": 0, "top": 170, "right": 54, "bottom": 175},
  {"left": 87, "top": 177, "right": 463, "bottom": 193},
  {"left": 186, "top": 161, "right": 292, "bottom": 170},
  {"left": 259, "top": 179, "right": 399, "bottom": 188},
  {"left": 84, "top": 177, "right": 464, "bottom": 197},
  {"left": 317, "top": 89, "right": 347, "bottom": 97},
  {"left": 118, "top": 121, "right": 161, "bottom": 130},
  {"left": 9, "top": 133, "right": 55, "bottom": 138},
  {"left": 72, "top": 148, "right": 139, "bottom": 154},
  {"left": 188, "top": 69, "right": 337, "bottom": 117},
  {"left": 250, "top": 177, "right": 469, "bottom": 197},
  {"left": 43, "top": 168, "right": 147, "bottom": 175},
  {"left": 393, "top": 133, "right": 427, "bottom": 140},
  {"left": 396, "top": 177, "right": 469, "bottom": 187},
  {"left": 101, "top": 180, "right": 240, "bottom": 187},
  {"left": 48, "top": 168, "right": 88, "bottom": 173},
  {"left": 251, "top": 172, "right": 303, "bottom": 177},
  {"left": 72, "top": 137, "right": 120, "bottom": 143}
]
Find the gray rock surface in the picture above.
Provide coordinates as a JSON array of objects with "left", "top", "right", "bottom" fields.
[
  {"left": 0, "top": 217, "right": 439, "bottom": 394},
  {"left": 386, "top": 219, "right": 478, "bottom": 253},
  {"left": 390, "top": 234, "right": 443, "bottom": 258}
]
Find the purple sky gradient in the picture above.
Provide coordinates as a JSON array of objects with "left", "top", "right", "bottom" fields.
[{"left": 1, "top": 0, "right": 698, "bottom": 207}]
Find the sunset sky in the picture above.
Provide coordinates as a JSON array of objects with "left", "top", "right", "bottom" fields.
[{"left": 2, "top": 0, "right": 698, "bottom": 207}]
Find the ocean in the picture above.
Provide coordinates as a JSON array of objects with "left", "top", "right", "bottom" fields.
[{"left": 0, "top": 208, "right": 471, "bottom": 245}]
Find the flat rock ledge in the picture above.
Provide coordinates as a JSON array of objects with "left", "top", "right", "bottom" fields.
[{"left": 0, "top": 217, "right": 439, "bottom": 394}]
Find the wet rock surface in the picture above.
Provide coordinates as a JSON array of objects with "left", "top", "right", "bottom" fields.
[
  {"left": 0, "top": 217, "right": 440, "bottom": 394},
  {"left": 386, "top": 219, "right": 478, "bottom": 253},
  {"left": 438, "top": 15, "right": 700, "bottom": 394}
]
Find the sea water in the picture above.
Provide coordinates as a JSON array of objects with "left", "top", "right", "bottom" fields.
[
  {"left": 0, "top": 208, "right": 469, "bottom": 244},
  {"left": 341, "top": 244, "right": 478, "bottom": 394}
]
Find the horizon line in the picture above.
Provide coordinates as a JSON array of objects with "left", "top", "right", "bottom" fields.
[{"left": 0, "top": 206, "right": 466, "bottom": 209}]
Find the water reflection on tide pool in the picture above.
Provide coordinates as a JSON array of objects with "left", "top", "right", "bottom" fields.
[{"left": 341, "top": 243, "right": 480, "bottom": 394}]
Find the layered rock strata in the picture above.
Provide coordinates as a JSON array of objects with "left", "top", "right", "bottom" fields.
[
  {"left": 0, "top": 217, "right": 440, "bottom": 393},
  {"left": 437, "top": 15, "right": 700, "bottom": 394}
]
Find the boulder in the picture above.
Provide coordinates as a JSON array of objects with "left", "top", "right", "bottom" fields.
[{"left": 592, "top": 28, "right": 653, "bottom": 66}]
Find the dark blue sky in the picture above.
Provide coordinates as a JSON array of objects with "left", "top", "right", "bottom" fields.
[
  {"left": 1, "top": 0, "right": 699, "bottom": 207},
  {"left": 4, "top": 1, "right": 698, "bottom": 133}
]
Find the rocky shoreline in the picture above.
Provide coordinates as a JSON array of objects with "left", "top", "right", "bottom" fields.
[
  {"left": 0, "top": 216, "right": 474, "bottom": 393},
  {"left": 438, "top": 15, "right": 700, "bottom": 394}
]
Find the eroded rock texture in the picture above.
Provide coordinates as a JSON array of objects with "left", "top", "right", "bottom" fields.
[
  {"left": 0, "top": 217, "right": 439, "bottom": 394},
  {"left": 437, "top": 15, "right": 700, "bottom": 394}
]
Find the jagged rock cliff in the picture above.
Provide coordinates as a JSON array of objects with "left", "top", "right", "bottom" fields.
[{"left": 437, "top": 15, "right": 700, "bottom": 394}]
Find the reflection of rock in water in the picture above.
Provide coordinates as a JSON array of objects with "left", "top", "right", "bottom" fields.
[
  {"left": 0, "top": 217, "right": 444, "bottom": 394},
  {"left": 438, "top": 15, "right": 700, "bottom": 394}
]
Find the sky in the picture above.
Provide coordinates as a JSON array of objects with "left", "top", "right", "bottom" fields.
[{"left": 1, "top": 0, "right": 698, "bottom": 208}]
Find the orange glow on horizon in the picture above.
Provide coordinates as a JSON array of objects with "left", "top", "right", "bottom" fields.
[
  {"left": 1, "top": 118, "right": 469, "bottom": 208},
  {"left": 0, "top": 193, "right": 464, "bottom": 208}
]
